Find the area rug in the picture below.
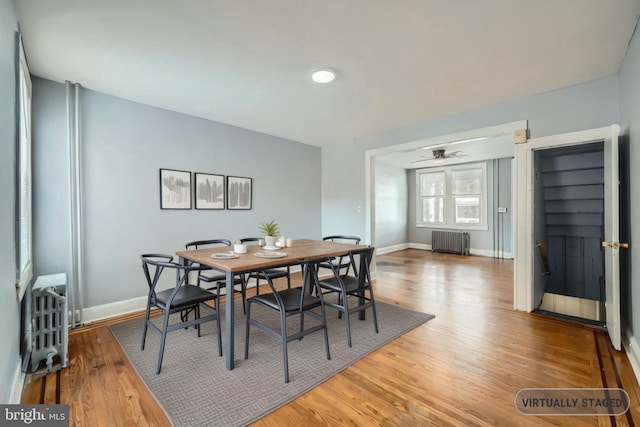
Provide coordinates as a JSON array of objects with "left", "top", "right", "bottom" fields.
[{"left": 109, "top": 298, "right": 434, "bottom": 427}]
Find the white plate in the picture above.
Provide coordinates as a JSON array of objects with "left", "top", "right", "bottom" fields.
[
  {"left": 211, "top": 252, "right": 239, "bottom": 259},
  {"left": 254, "top": 251, "right": 287, "bottom": 258},
  {"left": 262, "top": 245, "right": 280, "bottom": 250}
]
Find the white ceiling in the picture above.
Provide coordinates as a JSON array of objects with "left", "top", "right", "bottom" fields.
[
  {"left": 15, "top": 0, "right": 640, "bottom": 147},
  {"left": 377, "top": 133, "right": 516, "bottom": 169}
]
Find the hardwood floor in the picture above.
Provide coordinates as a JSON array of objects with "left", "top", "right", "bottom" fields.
[{"left": 21, "top": 249, "right": 640, "bottom": 426}]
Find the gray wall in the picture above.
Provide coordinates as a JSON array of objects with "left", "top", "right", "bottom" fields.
[
  {"left": 32, "top": 78, "right": 322, "bottom": 308},
  {"left": 406, "top": 159, "right": 512, "bottom": 256},
  {"left": 322, "top": 77, "right": 619, "bottom": 243},
  {"left": 0, "top": 0, "right": 20, "bottom": 403},
  {"left": 495, "top": 157, "right": 512, "bottom": 256},
  {"left": 374, "top": 161, "right": 407, "bottom": 248},
  {"left": 31, "top": 78, "right": 71, "bottom": 288},
  {"left": 619, "top": 21, "right": 640, "bottom": 353}
]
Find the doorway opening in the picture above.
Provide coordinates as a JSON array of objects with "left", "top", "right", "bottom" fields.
[
  {"left": 364, "top": 120, "right": 525, "bottom": 255},
  {"left": 533, "top": 141, "right": 605, "bottom": 325}
]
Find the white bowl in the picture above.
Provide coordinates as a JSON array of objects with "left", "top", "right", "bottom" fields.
[{"left": 233, "top": 244, "right": 247, "bottom": 254}]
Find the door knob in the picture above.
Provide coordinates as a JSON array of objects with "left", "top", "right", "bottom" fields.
[{"left": 602, "top": 241, "right": 630, "bottom": 249}]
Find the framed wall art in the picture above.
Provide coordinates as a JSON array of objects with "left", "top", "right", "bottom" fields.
[
  {"left": 159, "top": 168, "right": 192, "bottom": 209},
  {"left": 226, "top": 176, "right": 252, "bottom": 210},
  {"left": 194, "top": 172, "right": 225, "bottom": 210}
]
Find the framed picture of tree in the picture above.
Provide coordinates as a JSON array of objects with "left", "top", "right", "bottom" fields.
[
  {"left": 226, "top": 176, "right": 252, "bottom": 210},
  {"left": 194, "top": 172, "right": 225, "bottom": 210},
  {"left": 159, "top": 168, "right": 191, "bottom": 209}
]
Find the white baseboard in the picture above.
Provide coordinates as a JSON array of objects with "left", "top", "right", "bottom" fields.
[
  {"left": 82, "top": 266, "right": 305, "bottom": 325},
  {"left": 82, "top": 296, "right": 148, "bottom": 324},
  {"left": 376, "top": 243, "right": 410, "bottom": 255},
  {"left": 408, "top": 243, "right": 430, "bottom": 251},
  {"left": 623, "top": 331, "right": 640, "bottom": 386},
  {"left": 403, "top": 243, "right": 512, "bottom": 259},
  {"left": 469, "top": 248, "right": 513, "bottom": 259},
  {"left": 9, "top": 360, "right": 25, "bottom": 404}
]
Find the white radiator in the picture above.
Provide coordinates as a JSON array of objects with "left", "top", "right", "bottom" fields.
[
  {"left": 432, "top": 230, "right": 469, "bottom": 255},
  {"left": 29, "top": 273, "right": 69, "bottom": 372}
]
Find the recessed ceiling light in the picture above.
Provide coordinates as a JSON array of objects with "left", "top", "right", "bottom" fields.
[{"left": 311, "top": 68, "right": 336, "bottom": 83}]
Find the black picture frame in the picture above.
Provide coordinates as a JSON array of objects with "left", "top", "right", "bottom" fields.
[
  {"left": 194, "top": 173, "right": 225, "bottom": 210},
  {"left": 226, "top": 176, "right": 252, "bottom": 210},
  {"left": 159, "top": 168, "right": 192, "bottom": 209}
]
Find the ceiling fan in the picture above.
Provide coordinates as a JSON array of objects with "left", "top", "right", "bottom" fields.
[{"left": 411, "top": 148, "right": 466, "bottom": 164}]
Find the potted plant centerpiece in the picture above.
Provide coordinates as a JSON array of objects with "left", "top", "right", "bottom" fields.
[{"left": 259, "top": 219, "right": 279, "bottom": 248}]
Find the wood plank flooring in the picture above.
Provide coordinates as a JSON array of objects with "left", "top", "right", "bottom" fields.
[{"left": 21, "top": 249, "right": 640, "bottom": 426}]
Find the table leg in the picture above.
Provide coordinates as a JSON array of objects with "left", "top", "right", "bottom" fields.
[{"left": 225, "top": 270, "right": 235, "bottom": 370}]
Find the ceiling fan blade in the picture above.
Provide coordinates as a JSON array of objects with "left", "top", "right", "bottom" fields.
[
  {"left": 445, "top": 150, "right": 465, "bottom": 157},
  {"left": 410, "top": 157, "right": 435, "bottom": 164}
]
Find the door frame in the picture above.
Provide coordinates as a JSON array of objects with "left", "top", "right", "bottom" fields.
[
  {"left": 364, "top": 120, "right": 527, "bottom": 251},
  {"left": 513, "top": 124, "right": 620, "bottom": 312}
]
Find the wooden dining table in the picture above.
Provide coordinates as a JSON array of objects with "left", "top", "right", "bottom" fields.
[{"left": 176, "top": 238, "right": 362, "bottom": 370}]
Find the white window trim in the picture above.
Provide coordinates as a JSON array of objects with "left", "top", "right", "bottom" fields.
[
  {"left": 416, "top": 162, "right": 488, "bottom": 231},
  {"left": 16, "top": 33, "right": 33, "bottom": 300}
]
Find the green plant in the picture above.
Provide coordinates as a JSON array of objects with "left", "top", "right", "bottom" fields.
[{"left": 259, "top": 219, "right": 279, "bottom": 237}]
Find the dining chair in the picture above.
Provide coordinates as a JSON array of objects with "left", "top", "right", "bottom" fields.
[
  {"left": 317, "top": 246, "right": 378, "bottom": 347},
  {"left": 184, "top": 239, "right": 248, "bottom": 313},
  {"left": 140, "top": 254, "right": 222, "bottom": 374},
  {"left": 239, "top": 237, "right": 291, "bottom": 296},
  {"left": 244, "top": 259, "right": 331, "bottom": 383},
  {"left": 316, "top": 235, "right": 361, "bottom": 278}
]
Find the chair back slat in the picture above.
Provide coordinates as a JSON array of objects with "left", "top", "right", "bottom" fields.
[
  {"left": 141, "top": 254, "right": 173, "bottom": 299},
  {"left": 326, "top": 246, "right": 374, "bottom": 287},
  {"left": 141, "top": 254, "right": 209, "bottom": 302},
  {"left": 322, "top": 235, "right": 361, "bottom": 244},
  {"left": 259, "top": 272, "right": 284, "bottom": 307},
  {"left": 320, "top": 235, "right": 361, "bottom": 277},
  {"left": 354, "top": 246, "right": 374, "bottom": 289},
  {"left": 240, "top": 237, "right": 260, "bottom": 244},
  {"left": 185, "top": 239, "right": 231, "bottom": 250}
]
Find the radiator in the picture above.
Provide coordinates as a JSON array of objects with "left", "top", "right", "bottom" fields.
[
  {"left": 432, "top": 230, "right": 469, "bottom": 255},
  {"left": 29, "top": 273, "right": 69, "bottom": 372}
]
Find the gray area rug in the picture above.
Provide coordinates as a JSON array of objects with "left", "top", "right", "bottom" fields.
[{"left": 109, "top": 297, "right": 434, "bottom": 427}]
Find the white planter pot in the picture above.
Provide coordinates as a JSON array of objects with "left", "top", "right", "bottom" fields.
[{"left": 264, "top": 236, "right": 277, "bottom": 247}]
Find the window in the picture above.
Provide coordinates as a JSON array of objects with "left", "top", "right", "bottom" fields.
[
  {"left": 452, "top": 168, "right": 482, "bottom": 224},
  {"left": 16, "top": 33, "right": 32, "bottom": 299},
  {"left": 419, "top": 171, "right": 444, "bottom": 223},
  {"left": 416, "top": 162, "right": 487, "bottom": 230}
]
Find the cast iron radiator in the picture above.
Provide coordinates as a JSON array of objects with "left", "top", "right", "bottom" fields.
[
  {"left": 29, "top": 273, "right": 69, "bottom": 372},
  {"left": 431, "top": 230, "right": 470, "bottom": 255}
]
